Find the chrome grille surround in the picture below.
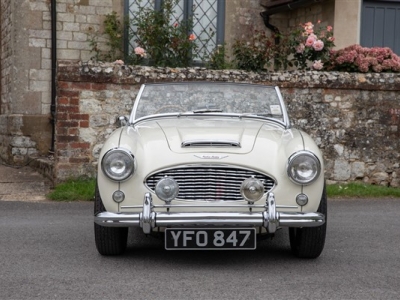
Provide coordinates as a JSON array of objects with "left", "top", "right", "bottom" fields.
[{"left": 145, "top": 165, "right": 276, "bottom": 201}]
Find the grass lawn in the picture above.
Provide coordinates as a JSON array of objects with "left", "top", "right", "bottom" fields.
[{"left": 47, "top": 178, "right": 400, "bottom": 201}]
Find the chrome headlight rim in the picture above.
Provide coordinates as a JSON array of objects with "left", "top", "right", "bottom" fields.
[
  {"left": 287, "top": 150, "right": 321, "bottom": 185},
  {"left": 101, "top": 148, "right": 136, "bottom": 182}
]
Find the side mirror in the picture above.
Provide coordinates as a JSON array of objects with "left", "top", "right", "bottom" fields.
[{"left": 117, "top": 116, "right": 129, "bottom": 127}]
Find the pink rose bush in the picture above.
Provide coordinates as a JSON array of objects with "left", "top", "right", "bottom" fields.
[
  {"left": 233, "top": 20, "right": 335, "bottom": 71},
  {"left": 329, "top": 44, "right": 400, "bottom": 72},
  {"left": 133, "top": 0, "right": 200, "bottom": 67},
  {"left": 289, "top": 21, "right": 335, "bottom": 70}
]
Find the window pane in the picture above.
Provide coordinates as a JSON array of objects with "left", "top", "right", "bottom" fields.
[
  {"left": 192, "top": 0, "right": 218, "bottom": 60},
  {"left": 126, "top": 0, "right": 223, "bottom": 63},
  {"left": 127, "top": 0, "right": 155, "bottom": 50}
]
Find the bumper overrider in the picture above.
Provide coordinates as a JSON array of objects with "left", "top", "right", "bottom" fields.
[{"left": 94, "top": 193, "right": 325, "bottom": 234}]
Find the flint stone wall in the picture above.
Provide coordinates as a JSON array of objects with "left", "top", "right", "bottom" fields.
[{"left": 56, "top": 60, "right": 400, "bottom": 186}]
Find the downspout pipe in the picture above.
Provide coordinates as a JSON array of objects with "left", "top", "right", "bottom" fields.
[
  {"left": 50, "top": 0, "right": 57, "bottom": 154},
  {"left": 260, "top": 12, "right": 280, "bottom": 44},
  {"left": 260, "top": 0, "right": 326, "bottom": 43}
]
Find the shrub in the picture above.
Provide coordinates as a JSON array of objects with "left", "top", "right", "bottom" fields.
[
  {"left": 232, "top": 30, "right": 275, "bottom": 71},
  {"left": 288, "top": 21, "right": 335, "bottom": 70},
  {"left": 89, "top": 12, "right": 124, "bottom": 62},
  {"left": 232, "top": 21, "right": 335, "bottom": 72},
  {"left": 131, "top": 0, "right": 199, "bottom": 67},
  {"left": 329, "top": 44, "right": 400, "bottom": 73},
  {"left": 205, "top": 43, "right": 232, "bottom": 70}
]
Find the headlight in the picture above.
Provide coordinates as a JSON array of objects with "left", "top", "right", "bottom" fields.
[
  {"left": 101, "top": 148, "right": 135, "bottom": 181},
  {"left": 287, "top": 151, "right": 321, "bottom": 185},
  {"left": 240, "top": 177, "right": 265, "bottom": 202}
]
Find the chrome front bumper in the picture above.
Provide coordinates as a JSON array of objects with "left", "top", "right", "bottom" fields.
[{"left": 94, "top": 193, "right": 325, "bottom": 234}]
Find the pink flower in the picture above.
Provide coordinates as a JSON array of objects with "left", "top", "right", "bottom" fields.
[
  {"left": 296, "top": 43, "right": 305, "bottom": 54},
  {"left": 114, "top": 60, "right": 124, "bottom": 65},
  {"left": 303, "top": 22, "right": 314, "bottom": 34},
  {"left": 327, "top": 25, "right": 333, "bottom": 32},
  {"left": 305, "top": 35, "right": 316, "bottom": 47},
  {"left": 188, "top": 33, "right": 196, "bottom": 41},
  {"left": 134, "top": 47, "right": 146, "bottom": 57},
  {"left": 313, "top": 40, "right": 324, "bottom": 51},
  {"left": 328, "top": 36, "right": 335, "bottom": 42},
  {"left": 174, "top": 22, "right": 178, "bottom": 28},
  {"left": 313, "top": 60, "right": 324, "bottom": 70}
]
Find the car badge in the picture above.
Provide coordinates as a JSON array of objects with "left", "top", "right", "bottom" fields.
[{"left": 194, "top": 154, "right": 228, "bottom": 159}]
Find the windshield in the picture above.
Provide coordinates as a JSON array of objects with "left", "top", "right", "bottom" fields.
[{"left": 132, "top": 82, "right": 287, "bottom": 124}]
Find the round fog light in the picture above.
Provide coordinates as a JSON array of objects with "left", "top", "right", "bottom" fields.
[
  {"left": 112, "top": 190, "right": 125, "bottom": 203},
  {"left": 241, "top": 177, "right": 265, "bottom": 202},
  {"left": 296, "top": 193, "right": 308, "bottom": 206},
  {"left": 155, "top": 177, "right": 179, "bottom": 202}
]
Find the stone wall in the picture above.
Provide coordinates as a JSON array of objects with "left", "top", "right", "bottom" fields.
[{"left": 56, "top": 60, "right": 400, "bottom": 186}]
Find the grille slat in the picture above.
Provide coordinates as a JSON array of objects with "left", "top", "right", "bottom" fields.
[{"left": 146, "top": 166, "right": 275, "bottom": 201}]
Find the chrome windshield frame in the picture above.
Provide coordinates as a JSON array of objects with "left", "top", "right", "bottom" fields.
[{"left": 130, "top": 82, "right": 291, "bottom": 128}]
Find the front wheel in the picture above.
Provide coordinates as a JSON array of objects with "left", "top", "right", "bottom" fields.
[
  {"left": 94, "top": 183, "right": 128, "bottom": 256},
  {"left": 289, "top": 183, "right": 327, "bottom": 259}
]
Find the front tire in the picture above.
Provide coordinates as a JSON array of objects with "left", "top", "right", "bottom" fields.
[
  {"left": 94, "top": 183, "right": 128, "bottom": 256},
  {"left": 289, "top": 183, "right": 327, "bottom": 258}
]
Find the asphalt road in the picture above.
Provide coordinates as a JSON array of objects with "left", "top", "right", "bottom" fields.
[{"left": 1, "top": 198, "right": 399, "bottom": 300}]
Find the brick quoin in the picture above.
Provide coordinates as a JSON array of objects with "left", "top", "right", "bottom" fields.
[
  {"left": 69, "top": 157, "right": 90, "bottom": 164},
  {"left": 58, "top": 90, "right": 79, "bottom": 98},
  {"left": 56, "top": 112, "right": 68, "bottom": 121},
  {"left": 58, "top": 120, "right": 79, "bottom": 128},
  {"left": 91, "top": 83, "right": 108, "bottom": 90},
  {"left": 58, "top": 97, "right": 69, "bottom": 105},
  {"left": 69, "top": 113, "right": 89, "bottom": 120},
  {"left": 71, "top": 142, "right": 90, "bottom": 149},
  {"left": 56, "top": 127, "right": 68, "bottom": 136},
  {"left": 79, "top": 120, "right": 89, "bottom": 128},
  {"left": 58, "top": 105, "right": 80, "bottom": 114},
  {"left": 57, "top": 135, "right": 79, "bottom": 143},
  {"left": 68, "top": 128, "right": 79, "bottom": 136},
  {"left": 56, "top": 143, "right": 69, "bottom": 150},
  {"left": 58, "top": 82, "right": 70, "bottom": 89},
  {"left": 69, "top": 97, "right": 80, "bottom": 106},
  {"left": 69, "top": 82, "right": 92, "bottom": 90}
]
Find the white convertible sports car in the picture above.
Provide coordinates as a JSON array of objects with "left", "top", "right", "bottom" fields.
[{"left": 94, "top": 82, "right": 327, "bottom": 258}]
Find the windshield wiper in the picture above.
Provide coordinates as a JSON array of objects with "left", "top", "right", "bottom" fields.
[
  {"left": 239, "top": 113, "right": 281, "bottom": 118},
  {"left": 192, "top": 109, "right": 223, "bottom": 113}
]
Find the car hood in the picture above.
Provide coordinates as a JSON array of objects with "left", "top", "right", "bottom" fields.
[{"left": 129, "top": 117, "right": 298, "bottom": 155}]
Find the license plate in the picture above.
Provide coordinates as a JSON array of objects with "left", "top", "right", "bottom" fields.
[{"left": 165, "top": 228, "right": 256, "bottom": 250}]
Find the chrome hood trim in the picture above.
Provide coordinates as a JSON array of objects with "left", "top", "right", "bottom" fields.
[{"left": 181, "top": 140, "right": 241, "bottom": 148}]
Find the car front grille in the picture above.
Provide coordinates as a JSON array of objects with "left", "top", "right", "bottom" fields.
[{"left": 145, "top": 166, "right": 275, "bottom": 201}]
